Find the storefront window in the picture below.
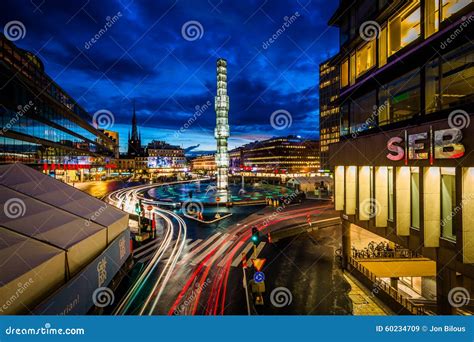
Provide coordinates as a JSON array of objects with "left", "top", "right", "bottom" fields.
[
  {"left": 379, "top": 69, "right": 421, "bottom": 124},
  {"left": 388, "top": 1, "right": 421, "bottom": 56},
  {"left": 411, "top": 167, "right": 420, "bottom": 229},
  {"left": 388, "top": 167, "right": 394, "bottom": 221},
  {"left": 356, "top": 40, "right": 376, "bottom": 77},
  {"left": 441, "top": 167, "right": 456, "bottom": 241}
]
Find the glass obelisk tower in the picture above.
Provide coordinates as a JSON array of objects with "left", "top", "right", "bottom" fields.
[{"left": 214, "top": 58, "right": 230, "bottom": 202}]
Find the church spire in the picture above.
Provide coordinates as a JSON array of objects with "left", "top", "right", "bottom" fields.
[{"left": 127, "top": 99, "right": 142, "bottom": 156}]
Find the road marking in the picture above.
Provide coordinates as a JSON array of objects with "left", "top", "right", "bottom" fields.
[
  {"left": 188, "top": 234, "right": 230, "bottom": 266},
  {"left": 135, "top": 238, "right": 192, "bottom": 259},
  {"left": 186, "top": 239, "right": 202, "bottom": 251},
  {"left": 204, "top": 240, "right": 233, "bottom": 267},
  {"left": 134, "top": 238, "right": 162, "bottom": 254},
  {"left": 177, "top": 232, "right": 223, "bottom": 265},
  {"left": 230, "top": 242, "right": 254, "bottom": 267},
  {"left": 218, "top": 240, "right": 246, "bottom": 268}
]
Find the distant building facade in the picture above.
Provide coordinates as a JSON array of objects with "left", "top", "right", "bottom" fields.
[
  {"left": 191, "top": 154, "right": 217, "bottom": 172},
  {"left": 230, "top": 136, "right": 320, "bottom": 175},
  {"left": 319, "top": 57, "right": 340, "bottom": 172}
]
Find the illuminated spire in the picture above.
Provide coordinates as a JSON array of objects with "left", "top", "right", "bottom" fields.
[{"left": 215, "top": 58, "right": 230, "bottom": 201}]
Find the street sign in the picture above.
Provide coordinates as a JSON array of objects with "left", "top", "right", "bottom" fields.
[
  {"left": 254, "top": 271, "right": 265, "bottom": 283},
  {"left": 252, "top": 258, "right": 266, "bottom": 272}
]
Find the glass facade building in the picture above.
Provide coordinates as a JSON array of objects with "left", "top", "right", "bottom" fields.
[
  {"left": 0, "top": 36, "right": 117, "bottom": 181},
  {"left": 325, "top": 0, "right": 474, "bottom": 314},
  {"left": 319, "top": 57, "right": 340, "bottom": 171}
]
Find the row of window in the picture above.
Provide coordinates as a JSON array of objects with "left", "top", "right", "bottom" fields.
[
  {"left": 340, "top": 0, "right": 472, "bottom": 88},
  {"left": 338, "top": 166, "right": 457, "bottom": 242},
  {"left": 340, "top": 42, "right": 472, "bottom": 136},
  {"left": 0, "top": 137, "right": 100, "bottom": 165}
]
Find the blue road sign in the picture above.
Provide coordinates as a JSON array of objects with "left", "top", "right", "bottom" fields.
[{"left": 254, "top": 271, "right": 265, "bottom": 283}]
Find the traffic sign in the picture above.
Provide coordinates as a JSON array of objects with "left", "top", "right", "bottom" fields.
[
  {"left": 252, "top": 258, "right": 266, "bottom": 272},
  {"left": 147, "top": 205, "right": 153, "bottom": 211},
  {"left": 254, "top": 271, "right": 265, "bottom": 283},
  {"left": 215, "top": 196, "right": 221, "bottom": 202}
]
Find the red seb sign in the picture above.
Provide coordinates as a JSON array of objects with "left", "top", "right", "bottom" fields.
[{"left": 386, "top": 128, "right": 464, "bottom": 163}]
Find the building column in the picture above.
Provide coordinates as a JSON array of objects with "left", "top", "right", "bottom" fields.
[
  {"left": 436, "top": 262, "right": 456, "bottom": 315},
  {"left": 390, "top": 277, "right": 399, "bottom": 289},
  {"left": 341, "top": 219, "right": 351, "bottom": 269}
]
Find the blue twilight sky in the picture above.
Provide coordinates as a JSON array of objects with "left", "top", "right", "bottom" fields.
[{"left": 1, "top": 0, "right": 339, "bottom": 154}]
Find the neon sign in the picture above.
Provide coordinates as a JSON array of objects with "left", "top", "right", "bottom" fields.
[{"left": 386, "top": 127, "right": 464, "bottom": 164}]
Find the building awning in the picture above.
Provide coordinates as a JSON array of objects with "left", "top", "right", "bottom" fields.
[{"left": 358, "top": 259, "right": 436, "bottom": 278}]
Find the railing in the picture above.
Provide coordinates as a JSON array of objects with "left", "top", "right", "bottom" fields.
[
  {"left": 348, "top": 257, "right": 427, "bottom": 315},
  {"left": 351, "top": 242, "right": 421, "bottom": 259}
]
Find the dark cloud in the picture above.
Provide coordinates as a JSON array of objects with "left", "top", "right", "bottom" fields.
[{"left": 0, "top": 0, "right": 338, "bottom": 150}]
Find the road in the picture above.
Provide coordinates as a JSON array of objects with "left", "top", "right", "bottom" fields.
[
  {"left": 105, "top": 181, "right": 348, "bottom": 315},
  {"left": 74, "top": 179, "right": 142, "bottom": 198}
]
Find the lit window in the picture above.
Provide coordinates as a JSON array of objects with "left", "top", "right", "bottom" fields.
[
  {"left": 388, "top": 167, "right": 394, "bottom": 221},
  {"left": 350, "top": 53, "right": 356, "bottom": 85},
  {"left": 425, "top": 0, "right": 440, "bottom": 37},
  {"left": 388, "top": 1, "right": 421, "bottom": 56},
  {"left": 411, "top": 167, "right": 420, "bottom": 229},
  {"left": 356, "top": 40, "right": 376, "bottom": 77},
  {"left": 442, "top": 0, "right": 471, "bottom": 20},
  {"left": 441, "top": 167, "right": 456, "bottom": 241},
  {"left": 340, "top": 59, "right": 349, "bottom": 88},
  {"left": 425, "top": 43, "right": 473, "bottom": 113},
  {"left": 379, "top": 26, "right": 388, "bottom": 66}
]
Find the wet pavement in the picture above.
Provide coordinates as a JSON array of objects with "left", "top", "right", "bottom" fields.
[{"left": 223, "top": 222, "right": 353, "bottom": 315}]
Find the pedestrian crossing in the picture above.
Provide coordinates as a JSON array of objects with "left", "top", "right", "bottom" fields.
[{"left": 133, "top": 232, "right": 268, "bottom": 268}]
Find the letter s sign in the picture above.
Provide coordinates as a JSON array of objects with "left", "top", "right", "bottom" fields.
[{"left": 387, "top": 137, "right": 404, "bottom": 161}]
